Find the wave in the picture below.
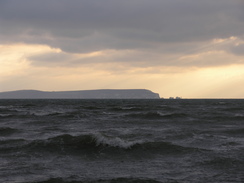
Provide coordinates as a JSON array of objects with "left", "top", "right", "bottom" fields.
[
  {"left": 0, "top": 113, "right": 34, "bottom": 119},
  {"left": 0, "top": 138, "right": 26, "bottom": 153},
  {"left": 24, "top": 134, "right": 143, "bottom": 155},
  {"left": 109, "top": 106, "right": 147, "bottom": 112},
  {"left": 0, "top": 107, "right": 20, "bottom": 118},
  {"left": 82, "top": 106, "right": 104, "bottom": 110},
  {"left": 29, "top": 177, "right": 162, "bottom": 183},
  {"left": 126, "top": 111, "right": 187, "bottom": 119},
  {"left": 0, "top": 127, "right": 19, "bottom": 136},
  {"left": 210, "top": 113, "right": 244, "bottom": 121},
  {"left": 1, "top": 133, "right": 202, "bottom": 157},
  {"left": 201, "top": 157, "right": 243, "bottom": 169},
  {"left": 26, "top": 110, "right": 68, "bottom": 117},
  {"left": 0, "top": 138, "right": 25, "bottom": 145},
  {"left": 223, "top": 128, "right": 244, "bottom": 136},
  {"left": 0, "top": 110, "right": 87, "bottom": 119},
  {"left": 25, "top": 109, "right": 90, "bottom": 118},
  {"left": 0, "top": 114, "right": 14, "bottom": 117}
]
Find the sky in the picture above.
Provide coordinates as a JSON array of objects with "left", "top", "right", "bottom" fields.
[{"left": 0, "top": 0, "right": 244, "bottom": 98}]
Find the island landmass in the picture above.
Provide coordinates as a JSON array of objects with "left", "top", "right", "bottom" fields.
[{"left": 0, "top": 89, "right": 160, "bottom": 99}]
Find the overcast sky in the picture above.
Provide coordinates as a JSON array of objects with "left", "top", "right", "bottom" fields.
[{"left": 1, "top": 0, "right": 244, "bottom": 98}]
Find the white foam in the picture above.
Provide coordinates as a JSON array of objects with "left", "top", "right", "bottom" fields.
[
  {"left": 0, "top": 114, "right": 12, "bottom": 117},
  {"left": 93, "top": 133, "right": 143, "bottom": 149},
  {"left": 234, "top": 113, "right": 244, "bottom": 117}
]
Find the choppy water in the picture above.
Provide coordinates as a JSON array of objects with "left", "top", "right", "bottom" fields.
[{"left": 0, "top": 99, "right": 243, "bottom": 183}]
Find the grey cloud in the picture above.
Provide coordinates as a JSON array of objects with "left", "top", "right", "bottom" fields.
[
  {"left": 1, "top": 0, "right": 243, "bottom": 62},
  {"left": 28, "top": 50, "right": 111, "bottom": 67},
  {"left": 28, "top": 43, "right": 244, "bottom": 70},
  {"left": 28, "top": 52, "right": 73, "bottom": 65},
  {"left": 230, "top": 44, "right": 244, "bottom": 56}
]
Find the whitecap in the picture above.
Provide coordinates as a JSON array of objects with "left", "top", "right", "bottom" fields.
[{"left": 93, "top": 133, "right": 143, "bottom": 149}]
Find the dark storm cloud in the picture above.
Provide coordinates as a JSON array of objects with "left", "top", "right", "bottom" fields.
[{"left": 0, "top": 0, "right": 243, "bottom": 58}]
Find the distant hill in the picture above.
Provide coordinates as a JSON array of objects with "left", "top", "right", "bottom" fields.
[{"left": 0, "top": 89, "right": 160, "bottom": 99}]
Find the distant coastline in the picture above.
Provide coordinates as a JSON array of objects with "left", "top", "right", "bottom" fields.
[{"left": 0, "top": 89, "right": 160, "bottom": 99}]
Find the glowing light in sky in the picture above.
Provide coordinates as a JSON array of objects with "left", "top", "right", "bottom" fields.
[{"left": 0, "top": 1, "right": 244, "bottom": 98}]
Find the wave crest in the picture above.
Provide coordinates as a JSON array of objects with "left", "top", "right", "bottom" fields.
[
  {"left": 2, "top": 133, "right": 201, "bottom": 157},
  {"left": 126, "top": 111, "right": 187, "bottom": 119}
]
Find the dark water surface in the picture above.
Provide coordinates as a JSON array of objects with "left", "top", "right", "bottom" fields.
[{"left": 0, "top": 99, "right": 243, "bottom": 183}]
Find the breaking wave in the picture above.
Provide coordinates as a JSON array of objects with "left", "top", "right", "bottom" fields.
[{"left": 0, "top": 133, "right": 201, "bottom": 157}]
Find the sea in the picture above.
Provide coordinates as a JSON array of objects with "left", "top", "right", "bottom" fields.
[{"left": 0, "top": 99, "right": 243, "bottom": 183}]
